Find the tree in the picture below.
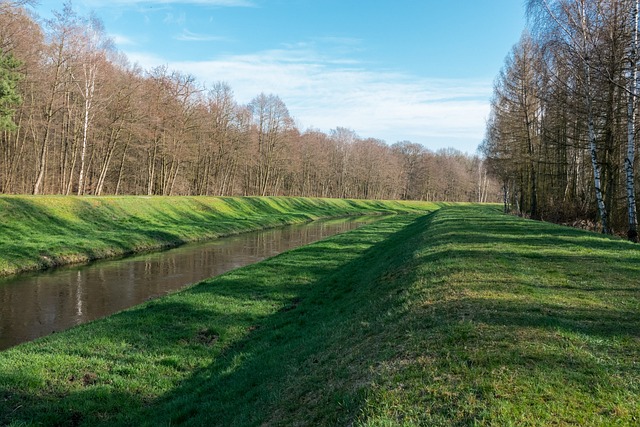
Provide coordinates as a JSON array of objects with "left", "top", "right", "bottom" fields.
[
  {"left": 0, "top": 49, "right": 21, "bottom": 131},
  {"left": 484, "top": 34, "right": 544, "bottom": 217},
  {"left": 392, "top": 141, "right": 425, "bottom": 200},
  {"left": 249, "top": 93, "right": 292, "bottom": 196},
  {"left": 196, "top": 82, "right": 246, "bottom": 196},
  {"left": 476, "top": 0, "right": 640, "bottom": 236},
  {"left": 528, "top": 0, "right": 612, "bottom": 231},
  {"left": 0, "top": 1, "right": 501, "bottom": 202},
  {"left": 625, "top": 0, "right": 639, "bottom": 241},
  {"left": 33, "top": 2, "right": 76, "bottom": 195},
  {"left": 73, "top": 14, "right": 112, "bottom": 195}
]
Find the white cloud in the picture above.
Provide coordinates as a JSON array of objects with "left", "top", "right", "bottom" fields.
[
  {"left": 163, "top": 11, "right": 186, "bottom": 25},
  {"left": 110, "top": 33, "right": 137, "bottom": 46},
  {"left": 84, "top": 0, "right": 255, "bottom": 6},
  {"left": 175, "top": 29, "right": 227, "bottom": 41},
  {"left": 123, "top": 45, "right": 492, "bottom": 153}
]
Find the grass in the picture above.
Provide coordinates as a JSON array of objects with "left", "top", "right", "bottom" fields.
[
  {"left": 0, "top": 195, "right": 437, "bottom": 277},
  {"left": 358, "top": 206, "right": 640, "bottom": 426},
  {"left": 1, "top": 204, "right": 639, "bottom": 425}
]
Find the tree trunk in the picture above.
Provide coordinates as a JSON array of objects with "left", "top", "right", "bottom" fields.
[
  {"left": 114, "top": 140, "right": 129, "bottom": 195},
  {"left": 626, "top": 0, "right": 639, "bottom": 242},
  {"left": 77, "top": 63, "right": 96, "bottom": 196},
  {"left": 580, "top": 6, "right": 609, "bottom": 233}
]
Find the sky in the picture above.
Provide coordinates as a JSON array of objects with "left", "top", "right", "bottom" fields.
[{"left": 33, "top": 0, "right": 527, "bottom": 154}]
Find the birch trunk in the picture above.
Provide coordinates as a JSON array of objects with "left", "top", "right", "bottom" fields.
[
  {"left": 580, "top": 5, "right": 609, "bottom": 233},
  {"left": 626, "top": 0, "right": 639, "bottom": 242},
  {"left": 77, "top": 63, "right": 96, "bottom": 196}
]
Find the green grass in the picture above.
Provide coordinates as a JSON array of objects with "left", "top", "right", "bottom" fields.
[
  {"left": 0, "top": 195, "right": 437, "bottom": 277},
  {"left": 358, "top": 206, "right": 640, "bottom": 426},
  {"left": 1, "top": 205, "right": 639, "bottom": 426}
]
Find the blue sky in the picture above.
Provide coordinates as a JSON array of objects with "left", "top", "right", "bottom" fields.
[{"left": 35, "top": 0, "right": 526, "bottom": 153}]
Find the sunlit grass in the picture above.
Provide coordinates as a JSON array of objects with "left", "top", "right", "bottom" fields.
[
  {"left": 0, "top": 214, "right": 424, "bottom": 425},
  {"left": 359, "top": 206, "right": 640, "bottom": 426},
  {"left": 0, "top": 195, "right": 438, "bottom": 277},
  {"left": 1, "top": 204, "right": 638, "bottom": 425}
]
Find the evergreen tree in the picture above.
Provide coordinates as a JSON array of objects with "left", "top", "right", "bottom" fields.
[{"left": 0, "top": 49, "right": 22, "bottom": 131}]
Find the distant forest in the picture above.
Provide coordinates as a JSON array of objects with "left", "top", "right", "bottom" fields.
[
  {"left": 482, "top": 0, "right": 640, "bottom": 240},
  {"left": 0, "top": 2, "right": 496, "bottom": 202}
]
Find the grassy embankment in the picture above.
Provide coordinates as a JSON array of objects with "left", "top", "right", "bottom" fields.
[
  {"left": 0, "top": 195, "right": 435, "bottom": 277},
  {"left": 1, "top": 205, "right": 639, "bottom": 425}
]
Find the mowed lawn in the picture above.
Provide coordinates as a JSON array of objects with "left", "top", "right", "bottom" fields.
[{"left": 0, "top": 205, "right": 638, "bottom": 426}]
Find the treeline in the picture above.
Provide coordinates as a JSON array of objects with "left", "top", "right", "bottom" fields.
[
  {"left": 482, "top": 0, "right": 640, "bottom": 240},
  {"left": 0, "top": 2, "right": 496, "bottom": 202}
]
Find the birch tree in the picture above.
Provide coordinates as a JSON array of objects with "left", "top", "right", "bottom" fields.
[
  {"left": 71, "top": 15, "right": 111, "bottom": 195},
  {"left": 626, "top": 0, "right": 639, "bottom": 241},
  {"left": 527, "top": 0, "right": 611, "bottom": 232}
]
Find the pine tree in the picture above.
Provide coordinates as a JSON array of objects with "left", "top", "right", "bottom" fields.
[{"left": 0, "top": 49, "right": 22, "bottom": 131}]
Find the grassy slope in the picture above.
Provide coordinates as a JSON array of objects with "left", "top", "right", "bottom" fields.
[
  {"left": 0, "top": 195, "right": 436, "bottom": 277},
  {"left": 1, "top": 205, "right": 639, "bottom": 426},
  {"left": 359, "top": 206, "right": 640, "bottom": 426}
]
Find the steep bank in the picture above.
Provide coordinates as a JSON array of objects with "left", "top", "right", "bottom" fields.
[{"left": 0, "top": 196, "right": 437, "bottom": 277}]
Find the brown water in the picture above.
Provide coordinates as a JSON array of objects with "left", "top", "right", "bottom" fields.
[{"left": 0, "top": 216, "right": 381, "bottom": 350}]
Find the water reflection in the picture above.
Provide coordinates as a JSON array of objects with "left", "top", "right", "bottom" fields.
[{"left": 0, "top": 216, "right": 381, "bottom": 350}]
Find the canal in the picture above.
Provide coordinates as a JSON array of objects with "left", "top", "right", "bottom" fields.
[{"left": 0, "top": 216, "right": 381, "bottom": 350}]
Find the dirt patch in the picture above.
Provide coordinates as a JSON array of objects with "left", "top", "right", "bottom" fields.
[
  {"left": 68, "top": 372, "right": 98, "bottom": 387},
  {"left": 194, "top": 329, "right": 219, "bottom": 346}
]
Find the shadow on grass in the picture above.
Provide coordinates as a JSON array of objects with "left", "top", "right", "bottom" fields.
[
  {"left": 358, "top": 205, "right": 640, "bottom": 425},
  {"left": 138, "top": 213, "right": 440, "bottom": 426},
  {"left": 0, "top": 214, "right": 432, "bottom": 426},
  {"left": 415, "top": 206, "right": 640, "bottom": 336},
  {"left": 3, "top": 205, "right": 638, "bottom": 425}
]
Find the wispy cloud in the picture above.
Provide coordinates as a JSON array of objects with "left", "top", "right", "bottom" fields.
[
  {"left": 84, "top": 0, "right": 255, "bottom": 6},
  {"left": 124, "top": 43, "right": 491, "bottom": 153},
  {"left": 163, "top": 12, "right": 186, "bottom": 25},
  {"left": 175, "top": 29, "right": 228, "bottom": 41},
  {"left": 110, "top": 33, "right": 137, "bottom": 46}
]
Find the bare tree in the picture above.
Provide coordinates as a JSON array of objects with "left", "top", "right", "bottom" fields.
[
  {"left": 249, "top": 93, "right": 292, "bottom": 196},
  {"left": 72, "top": 14, "right": 112, "bottom": 195},
  {"left": 529, "top": 0, "right": 611, "bottom": 231},
  {"left": 0, "top": 1, "right": 501, "bottom": 203},
  {"left": 33, "top": 3, "right": 76, "bottom": 195}
]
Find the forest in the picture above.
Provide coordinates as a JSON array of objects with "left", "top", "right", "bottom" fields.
[
  {"left": 0, "top": 1, "right": 495, "bottom": 202},
  {"left": 482, "top": 0, "right": 640, "bottom": 240}
]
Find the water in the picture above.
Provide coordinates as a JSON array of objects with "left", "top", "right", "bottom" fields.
[{"left": 0, "top": 216, "right": 381, "bottom": 350}]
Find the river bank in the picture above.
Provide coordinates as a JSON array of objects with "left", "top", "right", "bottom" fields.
[
  {"left": 1, "top": 205, "right": 638, "bottom": 425},
  {"left": 0, "top": 216, "right": 380, "bottom": 350},
  {"left": 0, "top": 196, "right": 437, "bottom": 277}
]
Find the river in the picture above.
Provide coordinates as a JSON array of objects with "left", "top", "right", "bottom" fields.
[{"left": 0, "top": 216, "right": 381, "bottom": 350}]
